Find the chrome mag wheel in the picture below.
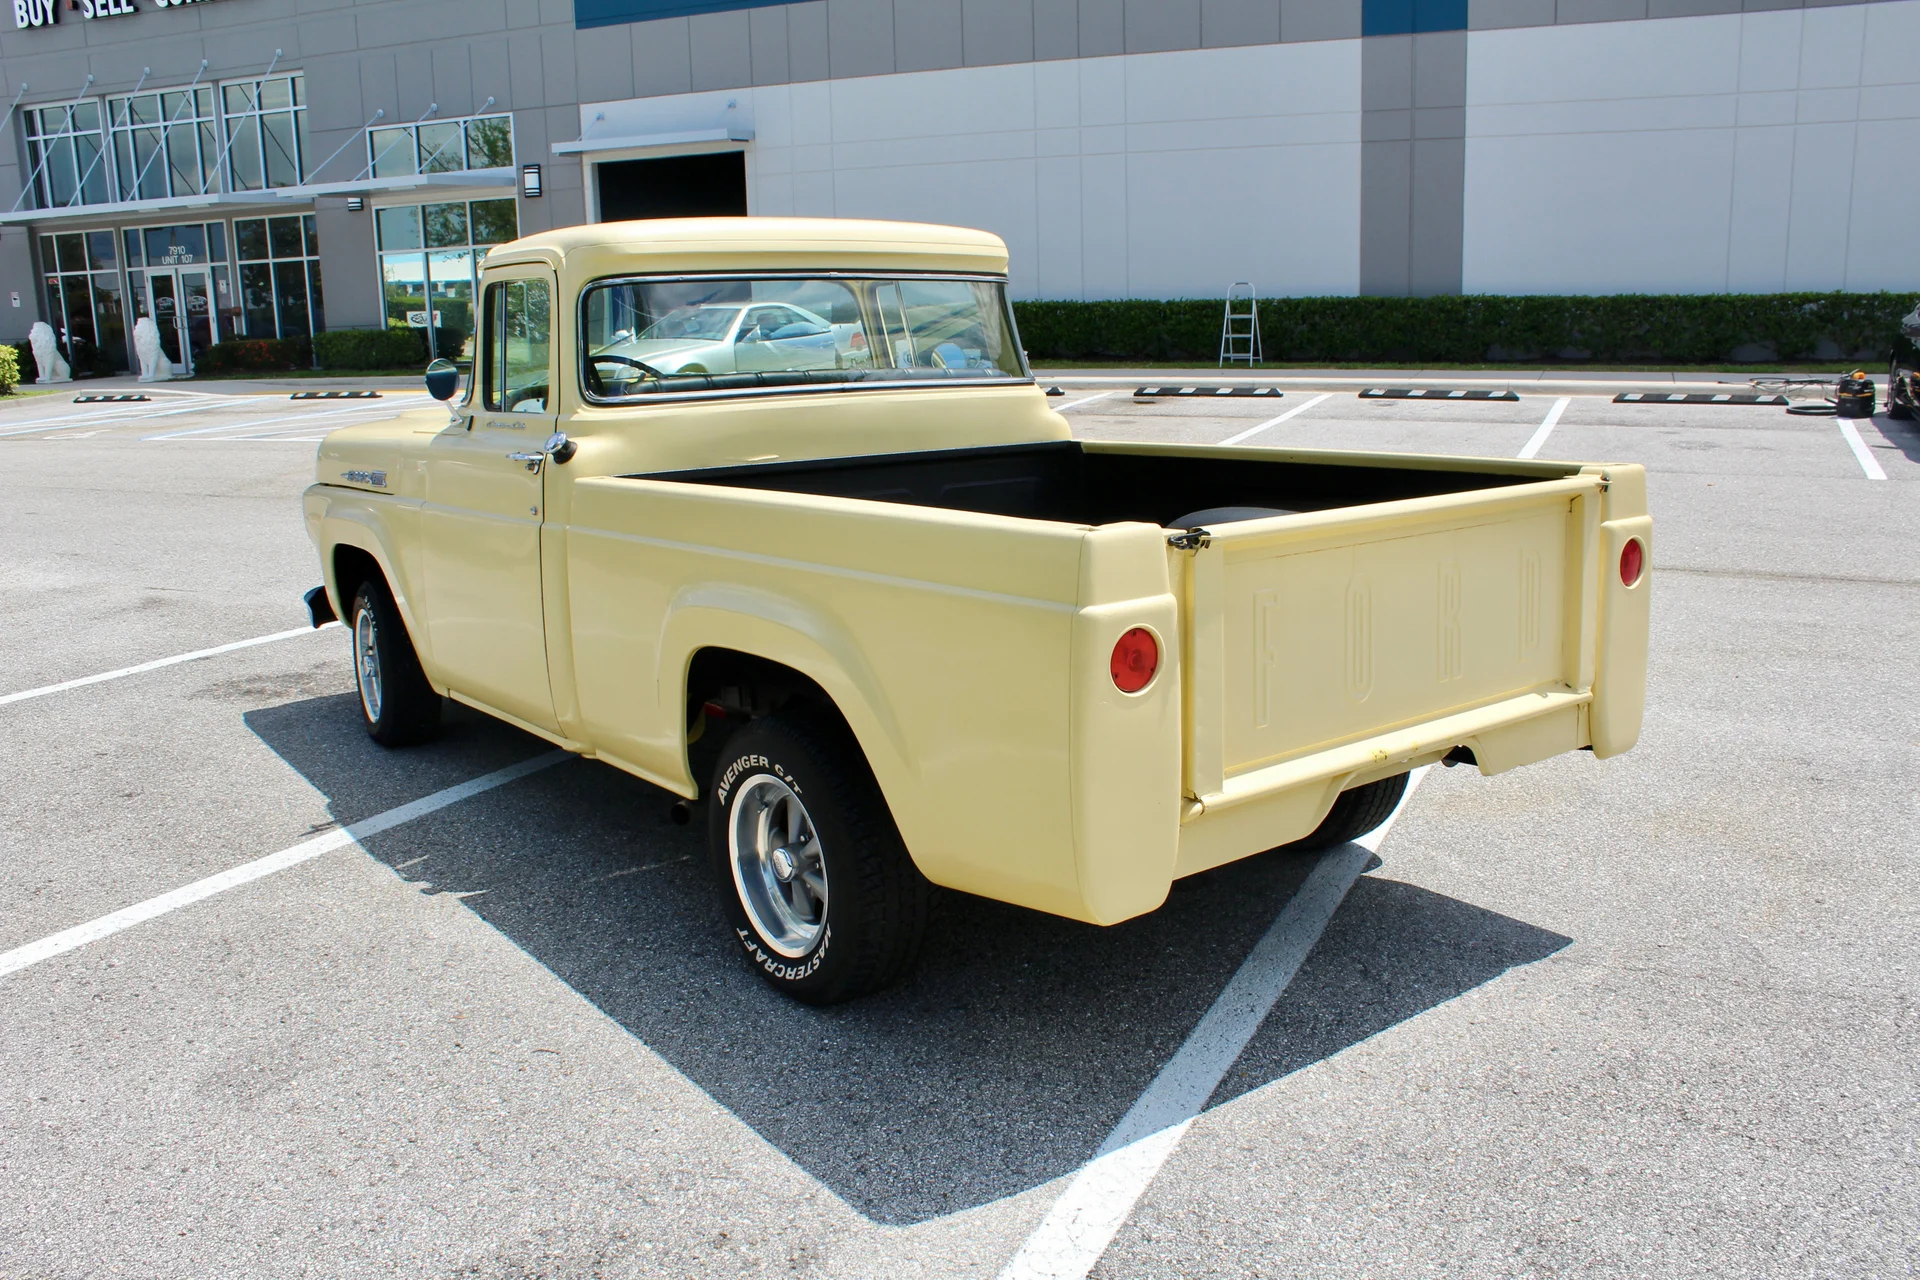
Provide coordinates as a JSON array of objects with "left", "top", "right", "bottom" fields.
[
  {"left": 727, "top": 773, "right": 828, "bottom": 957},
  {"left": 354, "top": 602, "right": 383, "bottom": 724}
]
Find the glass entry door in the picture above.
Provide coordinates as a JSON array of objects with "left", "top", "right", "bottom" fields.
[{"left": 147, "top": 268, "right": 213, "bottom": 376}]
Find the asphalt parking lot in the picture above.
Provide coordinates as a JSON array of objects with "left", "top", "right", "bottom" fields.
[{"left": 2, "top": 380, "right": 1915, "bottom": 1278}]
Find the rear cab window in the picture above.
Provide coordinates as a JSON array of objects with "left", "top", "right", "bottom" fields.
[{"left": 579, "top": 274, "right": 1028, "bottom": 402}]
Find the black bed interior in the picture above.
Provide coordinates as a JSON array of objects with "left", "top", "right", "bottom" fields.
[{"left": 636, "top": 441, "right": 1546, "bottom": 530}]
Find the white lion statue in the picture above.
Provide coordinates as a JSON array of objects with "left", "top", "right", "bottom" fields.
[
  {"left": 28, "top": 321, "right": 70, "bottom": 384},
  {"left": 133, "top": 316, "right": 173, "bottom": 383}
]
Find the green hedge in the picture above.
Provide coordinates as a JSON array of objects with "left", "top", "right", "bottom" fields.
[
  {"left": 1011, "top": 292, "right": 1917, "bottom": 365},
  {"left": 0, "top": 343, "right": 17, "bottom": 395},
  {"left": 314, "top": 327, "right": 427, "bottom": 370},
  {"left": 199, "top": 337, "right": 312, "bottom": 373}
]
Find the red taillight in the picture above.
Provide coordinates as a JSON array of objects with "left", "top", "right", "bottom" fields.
[
  {"left": 1620, "top": 537, "right": 1645, "bottom": 587},
  {"left": 1111, "top": 627, "right": 1159, "bottom": 693}
]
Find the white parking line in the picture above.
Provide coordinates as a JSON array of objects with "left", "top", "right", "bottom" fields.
[
  {"left": 0, "top": 395, "right": 229, "bottom": 438},
  {"left": 998, "top": 768, "right": 1430, "bottom": 1280},
  {"left": 0, "top": 623, "right": 337, "bottom": 707},
  {"left": 1839, "top": 420, "right": 1889, "bottom": 480},
  {"left": 1218, "top": 392, "right": 1334, "bottom": 445},
  {"left": 143, "top": 396, "right": 428, "bottom": 441},
  {"left": 1055, "top": 391, "right": 1117, "bottom": 412},
  {"left": 0, "top": 752, "right": 569, "bottom": 980},
  {"left": 1518, "top": 396, "right": 1571, "bottom": 460}
]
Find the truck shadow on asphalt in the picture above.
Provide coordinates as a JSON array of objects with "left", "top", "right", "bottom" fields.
[{"left": 248, "top": 695, "right": 1571, "bottom": 1227}]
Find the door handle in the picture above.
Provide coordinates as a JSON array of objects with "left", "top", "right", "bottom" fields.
[{"left": 506, "top": 451, "right": 544, "bottom": 472}]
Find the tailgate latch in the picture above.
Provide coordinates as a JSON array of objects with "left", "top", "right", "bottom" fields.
[{"left": 1166, "top": 527, "right": 1212, "bottom": 551}]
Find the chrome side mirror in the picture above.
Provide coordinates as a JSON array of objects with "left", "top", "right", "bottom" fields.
[{"left": 424, "top": 358, "right": 460, "bottom": 401}]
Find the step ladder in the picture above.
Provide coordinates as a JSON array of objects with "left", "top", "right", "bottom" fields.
[{"left": 1220, "top": 282, "right": 1262, "bottom": 368}]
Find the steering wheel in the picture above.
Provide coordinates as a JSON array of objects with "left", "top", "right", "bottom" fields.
[{"left": 591, "top": 353, "right": 667, "bottom": 379}]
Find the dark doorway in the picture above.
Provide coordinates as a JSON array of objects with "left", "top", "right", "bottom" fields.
[{"left": 596, "top": 151, "right": 748, "bottom": 222}]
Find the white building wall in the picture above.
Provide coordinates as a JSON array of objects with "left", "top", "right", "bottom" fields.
[
  {"left": 575, "top": 2, "right": 1918, "bottom": 300},
  {"left": 582, "top": 38, "right": 1364, "bottom": 301},
  {"left": 1463, "top": 1, "right": 1920, "bottom": 295}
]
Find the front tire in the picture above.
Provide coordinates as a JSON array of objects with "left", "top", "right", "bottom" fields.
[
  {"left": 1889, "top": 361, "right": 1914, "bottom": 421},
  {"left": 349, "top": 579, "right": 441, "bottom": 746},
  {"left": 1292, "top": 772, "right": 1409, "bottom": 851},
  {"left": 707, "top": 711, "right": 930, "bottom": 1004}
]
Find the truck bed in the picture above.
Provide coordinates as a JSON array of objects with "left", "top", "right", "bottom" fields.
[
  {"left": 632, "top": 439, "right": 1549, "bottom": 528},
  {"left": 565, "top": 438, "right": 1647, "bottom": 925}
]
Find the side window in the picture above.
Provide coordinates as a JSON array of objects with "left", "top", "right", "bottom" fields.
[{"left": 482, "top": 277, "right": 551, "bottom": 412}]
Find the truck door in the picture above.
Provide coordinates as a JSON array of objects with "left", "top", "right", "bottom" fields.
[{"left": 421, "top": 267, "right": 560, "bottom": 733}]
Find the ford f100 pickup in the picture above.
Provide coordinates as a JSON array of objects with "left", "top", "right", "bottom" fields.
[{"left": 304, "top": 218, "right": 1651, "bottom": 1003}]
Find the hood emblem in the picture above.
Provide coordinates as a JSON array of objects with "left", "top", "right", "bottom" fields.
[{"left": 342, "top": 469, "right": 388, "bottom": 488}]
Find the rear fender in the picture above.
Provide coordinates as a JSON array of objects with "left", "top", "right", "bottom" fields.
[{"left": 657, "top": 583, "right": 912, "bottom": 802}]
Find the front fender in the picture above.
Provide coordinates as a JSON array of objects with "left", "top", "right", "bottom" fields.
[{"left": 304, "top": 484, "right": 435, "bottom": 679}]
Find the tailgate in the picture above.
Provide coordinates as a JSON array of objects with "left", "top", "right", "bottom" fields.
[{"left": 1177, "top": 473, "right": 1606, "bottom": 811}]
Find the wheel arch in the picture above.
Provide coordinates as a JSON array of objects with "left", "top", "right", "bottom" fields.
[{"left": 659, "top": 590, "right": 914, "bottom": 824}]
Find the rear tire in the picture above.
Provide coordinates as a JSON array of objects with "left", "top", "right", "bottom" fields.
[
  {"left": 707, "top": 710, "right": 930, "bottom": 1004},
  {"left": 349, "top": 579, "right": 441, "bottom": 746},
  {"left": 1292, "top": 773, "right": 1409, "bottom": 851},
  {"left": 1889, "top": 361, "right": 1914, "bottom": 421}
]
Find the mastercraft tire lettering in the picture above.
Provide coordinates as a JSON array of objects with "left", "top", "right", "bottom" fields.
[{"left": 707, "top": 712, "right": 931, "bottom": 1005}]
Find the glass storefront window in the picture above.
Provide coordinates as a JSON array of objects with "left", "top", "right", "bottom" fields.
[
  {"left": 375, "top": 198, "right": 517, "bottom": 361},
  {"left": 471, "top": 199, "right": 517, "bottom": 245},
  {"left": 86, "top": 230, "right": 117, "bottom": 270},
  {"left": 381, "top": 253, "right": 427, "bottom": 344},
  {"left": 466, "top": 118, "right": 513, "bottom": 169},
  {"left": 23, "top": 101, "right": 109, "bottom": 209},
  {"left": 38, "top": 227, "right": 130, "bottom": 374},
  {"left": 221, "top": 75, "right": 308, "bottom": 192},
  {"left": 234, "top": 218, "right": 269, "bottom": 262},
  {"left": 369, "top": 127, "right": 417, "bottom": 180},
  {"left": 110, "top": 86, "right": 218, "bottom": 201},
  {"left": 367, "top": 113, "right": 514, "bottom": 180},
  {"left": 232, "top": 214, "right": 323, "bottom": 339},
  {"left": 376, "top": 206, "right": 422, "bottom": 251},
  {"left": 418, "top": 122, "right": 464, "bottom": 174},
  {"left": 267, "top": 215, "right": 304, "bottom": 260},
  {"left": 424, "top": 202, "right": 468, "bottom": 248},
  {"left": 240, "top": 262, "right": 276, "bottom": 337}
]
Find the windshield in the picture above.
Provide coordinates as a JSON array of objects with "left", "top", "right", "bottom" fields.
[
  {"left": 638, "top": 306, "right": 740, "bottom": 342},
  {"left": 581, "top": 274, "right": 1027, "bottom": 400}
]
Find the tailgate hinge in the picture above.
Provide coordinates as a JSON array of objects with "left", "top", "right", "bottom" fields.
[{"left": 1166, "top": 527, "right": 1212, "bottom": 551}]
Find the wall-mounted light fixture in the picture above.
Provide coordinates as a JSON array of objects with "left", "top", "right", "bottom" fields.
[
  {"left": 521, "top": 163, "right": 542, "bottom": 198},
  {"left": 346, "top": 196, "right": 364, "bottom": 212}
]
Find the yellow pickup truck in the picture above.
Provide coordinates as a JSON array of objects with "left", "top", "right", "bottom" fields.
[{"left": 303, "top": 218, "right": 1650, "bottom": 1003}]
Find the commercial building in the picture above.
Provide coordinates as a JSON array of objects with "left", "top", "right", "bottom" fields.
[{"left": 3, "top": 0, "right": 1916, "bottom": 375}]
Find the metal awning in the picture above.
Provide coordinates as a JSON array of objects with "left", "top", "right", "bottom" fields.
[
  {"left": 550, "top": 126, "right": 753, "bottom": 157},
  {"left": 0, "top": 168, "right": 516, "bottom": 228}
]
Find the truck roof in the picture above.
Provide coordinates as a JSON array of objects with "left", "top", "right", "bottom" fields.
[{"left": 482, "top": 216, "right": 1011, "bottom": 280}]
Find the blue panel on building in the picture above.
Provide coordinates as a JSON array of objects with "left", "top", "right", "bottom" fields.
[
  {"left": 1362, "top": 0, "right": 1467, "bottom": 36},
  {"left": 576, "top": 0, "right": 789, "bottom": 27}
]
